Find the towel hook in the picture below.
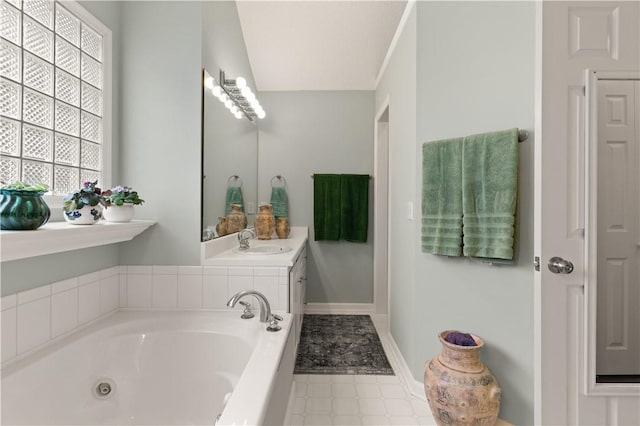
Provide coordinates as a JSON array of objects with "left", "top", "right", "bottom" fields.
[
  {"left": 271, "top": 175, "right": 287, "bottom": 188},
  {"left": 227, "top": 175, "right": 243, "bottom": 187}
]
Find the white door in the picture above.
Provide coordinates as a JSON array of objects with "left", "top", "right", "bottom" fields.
[
  {"left": 596, "top": 80, "right": 640, "bottom": 376},
  {"left": 538, "top": 1, "right": 640, "bottom": 424}
]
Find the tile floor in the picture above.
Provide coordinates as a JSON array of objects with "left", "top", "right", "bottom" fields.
[{"left": 286, "top": 373, "right": 435, "bottom": 425}]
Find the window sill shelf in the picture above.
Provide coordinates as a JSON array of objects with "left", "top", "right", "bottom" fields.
[{"left": 0, "top": 220, "right": 156, "bottom": 262}]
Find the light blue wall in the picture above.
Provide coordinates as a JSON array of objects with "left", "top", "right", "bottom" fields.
[
  {"left": 376, "top": 2, "right": 535, "bottom": 424},
  {"left": 374, "top": 6, "right": 417, "bottom": 369},
  {"left": 258, "top": 91, "right": 375, "bottom": 303},
  {"left": 116, "top": 1, "right": 202, "bottom": 265}
]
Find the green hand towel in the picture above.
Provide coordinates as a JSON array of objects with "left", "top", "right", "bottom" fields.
[
  {"left": 270, "top": 187, "right": 289, "bottom": 217},
  {"left": 313, "top": 174, "right": 341, "bottom": 241},
  {"left": 340, "top": 174, "right": 369, "bottom": 243},
  {"left": 421, "top": 138, "right": 464, "bottom": 256},
  {"left": 224, "top": 186, "right": 244, "bottom": 216},
  {"left": 462, "top": 128, "right": 518, "bottom": 260}
]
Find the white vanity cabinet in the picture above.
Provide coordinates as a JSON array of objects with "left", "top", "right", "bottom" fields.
[{"left": 289, "top": 245, "right": 307, "bottom": 351}]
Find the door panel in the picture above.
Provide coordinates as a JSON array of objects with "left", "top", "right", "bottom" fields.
[
  {"left": 596, "top": 81, "right": 640, "bottom": 375},
  {"left": 539, "top": 1, "right": 640, "bottom": 424}
]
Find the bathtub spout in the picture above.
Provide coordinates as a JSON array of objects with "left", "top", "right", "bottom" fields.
[{"left": 227, "top": 290, "right": 272, "bottom": 323}]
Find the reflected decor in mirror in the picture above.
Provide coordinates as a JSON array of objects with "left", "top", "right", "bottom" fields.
[
  {"left": 205, "top": 70, "right": 266, "bottom": 121},
  {"left": 201, "top": 69, "right": 258, "bottom": 241}
]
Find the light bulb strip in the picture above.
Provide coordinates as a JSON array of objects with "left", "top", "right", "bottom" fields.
[{"left": 218, "top": 70, "right": 265, "bottom": 121}]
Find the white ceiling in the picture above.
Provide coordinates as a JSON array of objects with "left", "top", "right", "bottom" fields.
[{"left": 235, "top": 0, "right": 408, "bottom": 92}]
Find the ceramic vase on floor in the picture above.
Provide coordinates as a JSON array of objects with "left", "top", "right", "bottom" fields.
[
  {"left": 225, "top": 203, "right": 247, "bottom": 234},
  {"left": 424, "top": 330, "right": 501, "bottom": 426},
  {"left": 254, "top": 203, "right": 275, "bottom": 239}
]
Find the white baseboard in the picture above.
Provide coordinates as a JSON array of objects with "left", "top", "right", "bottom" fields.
[
  {"left": 304, "top": 303, "right": 375, "bottom": 315},
  {"left": 374, "top": 322, "right": 427, "bottom": 402}
]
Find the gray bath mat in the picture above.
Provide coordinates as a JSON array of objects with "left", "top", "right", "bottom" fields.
[{"left": 294, "top": 314, "right": 394, "bottom": 375}]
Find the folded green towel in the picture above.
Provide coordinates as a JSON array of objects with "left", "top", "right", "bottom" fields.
[
  {"left": 313, "top": 174, "right": 341, "bottom": 241},
  {"left": 421, "top": 138, "right": 464, "bottom": 256},
  {"left": 270, "top": 187, "right": 289, "bottom": 217},
  {"left": 462, "top": 128, "right": 518, "bottom": 260},
  {"left": 224, "top": 186, "right": 244, "bottom": 216},
  {"left": 340, "top": 174, "right": 369, "bottom": 243}
]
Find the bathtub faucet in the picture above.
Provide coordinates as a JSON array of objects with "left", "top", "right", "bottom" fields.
[{"left": 226, "top": 290, "right": 282, "bottom": 332}]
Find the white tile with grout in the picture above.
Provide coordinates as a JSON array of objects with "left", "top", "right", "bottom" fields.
[{"left": 286, "top": 374, "right": 435, "bottom": 426}]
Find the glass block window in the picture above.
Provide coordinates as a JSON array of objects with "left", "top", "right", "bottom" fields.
[{"left": 0, "top": 0, "right": 106, "bottom": 195}]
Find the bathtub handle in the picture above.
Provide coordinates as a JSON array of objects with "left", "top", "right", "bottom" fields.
[
  {"left": 267, "top": 314, "right": 283, "bottom": 332},
  {"left": 238, "top": 301, "right": 255, "bottom": 319}
]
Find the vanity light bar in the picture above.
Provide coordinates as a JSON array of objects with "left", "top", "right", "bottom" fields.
[{"left": 206, "top": 70, "right": 265, "bottom": 122}]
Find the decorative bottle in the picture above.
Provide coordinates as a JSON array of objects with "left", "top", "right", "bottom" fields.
[
  {"left": 276, "top": 217, "right": 290, "bottom": 239},
  {"left": 216, "top": 216, "right": 228, "bottom": 237},
  {"left": 225, "top": 204, "right": 247, "bottom": 234},
  {"left": 424, "top": 331, "right": 501, "bottom": 425},
  {"left": 254, "top": 203, "right": 275, "bottom": 240}
]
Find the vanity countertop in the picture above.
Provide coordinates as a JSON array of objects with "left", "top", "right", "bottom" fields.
[{"left": 201, "top": 226, "right": 308, "bottom": 267}]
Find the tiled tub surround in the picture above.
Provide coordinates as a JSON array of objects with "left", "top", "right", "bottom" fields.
[
  {"left": 2, "top": 228, "right": 309, "bottom": 366},
  {"left": 121, "top": 264, "right": 292, "bottom": 313},
  {"left": 1, "top": 266, "right": 120, "bottom": 364},
  {"left": 2, "top": 264, "right": 294, "bottom": 366}
]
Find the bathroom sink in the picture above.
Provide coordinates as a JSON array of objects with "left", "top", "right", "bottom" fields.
[{"left": 233, "top": 245, "right": 292, "bottom": 255}]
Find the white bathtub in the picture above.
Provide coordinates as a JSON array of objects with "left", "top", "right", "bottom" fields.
[{"left": 1, "top": 310, "right": 293, "bottom": 425}]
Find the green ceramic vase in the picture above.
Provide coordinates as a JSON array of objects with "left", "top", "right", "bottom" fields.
[{"left": 0, "top": 189, "right": 51, "bottom": 230}]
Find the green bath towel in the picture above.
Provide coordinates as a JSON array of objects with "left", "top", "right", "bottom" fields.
[
  {"left": 224, "top": 186, "right": 244, "bottom": 216},
  {"left": 421, "top": 138, "right": 464, "bottom": 256},
  {"left": 462, "top": 128, "right": 518, "bottom": 260},
  {"left": 313, "top": 174, "right": 341, "bottom": 241},
  {"left": 270, "top": 187, "right": 289, "bottom": 217},
  {"left": 340, "top": 174, "right": 369, "bottom": 243}
]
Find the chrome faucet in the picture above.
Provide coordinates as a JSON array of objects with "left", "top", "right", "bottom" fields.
[
  {"left": 226, "top": 290, "right": 282, "bottom": 332},
  {"left": 238, "top": 228, "right": 256, "bottom": 251}
]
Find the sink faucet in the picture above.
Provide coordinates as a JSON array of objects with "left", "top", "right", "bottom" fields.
[
  {"left": 226, "top": 290, "right": 282, "bottom": 332},
  {"left": 238, "top": 228, "right": 256, "bottom": 251}
]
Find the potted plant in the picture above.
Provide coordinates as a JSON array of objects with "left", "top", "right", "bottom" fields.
[
  {"left": 63, "top": 180, "right": 106, "bottom": 225},
  {"left": 102, "top": 185, "right": 144, "bottom": 223},
  {"left": 0, "top": 182, "right": 51, "bottom": 230}
]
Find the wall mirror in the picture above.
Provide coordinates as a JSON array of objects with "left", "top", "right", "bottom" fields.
[
  {"left": 201, "top": 68, "right": 258, "bottom": 241},
  {"left": 587, "top": 71, "right": 640, "bottom": 387}
]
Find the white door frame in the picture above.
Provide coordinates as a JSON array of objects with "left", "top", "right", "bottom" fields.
[
  {"left": 585, "top": 69, "right": 640, "bottom": 396},
  {"left": 374, "top": 97, "right": 390, "bottom": 320}
]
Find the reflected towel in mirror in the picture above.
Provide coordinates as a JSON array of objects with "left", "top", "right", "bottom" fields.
[{"left": 224, "top": 186, "right": 244, "bottom": 216}]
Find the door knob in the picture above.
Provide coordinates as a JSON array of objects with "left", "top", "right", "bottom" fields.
[{"left": 548, "top": 257, "right": 574, "bottom": 274}]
